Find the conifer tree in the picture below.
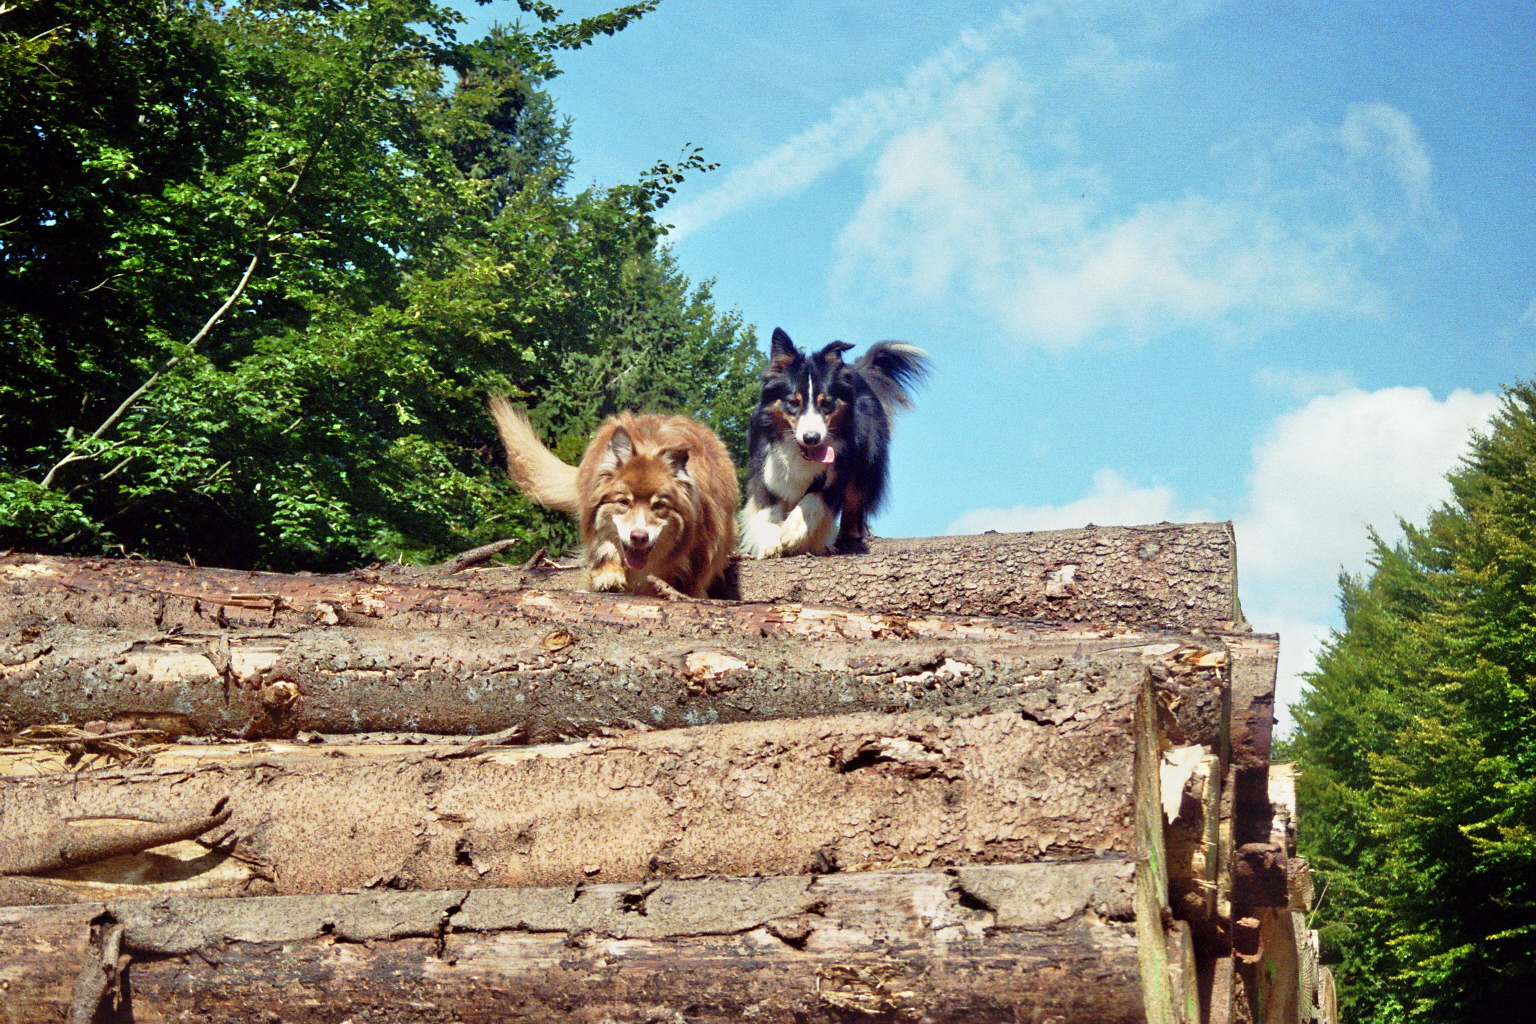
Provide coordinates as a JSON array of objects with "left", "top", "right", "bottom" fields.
[{"left": 1291, "top": 383, "right": 1536, "bottom": 1022}]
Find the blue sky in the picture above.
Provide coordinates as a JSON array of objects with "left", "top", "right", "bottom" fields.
[{"left": 462, "top": 0, "right": 1535, "bottom": 729}]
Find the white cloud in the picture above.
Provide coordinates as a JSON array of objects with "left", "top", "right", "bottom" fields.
[
  {"left": 1340, "top": 102, "right": 1436, "bottom": 228},
  {"left": 664, "top": 7, "right": 1011, "bottom": 240},
  {"left": 666, "top": 3, "right": 1441, "bottom": 351},
  {"left": 945, "top": 468, "right": 1212, "bottom": 535},
  {"left": 1252, "top": 366, "right": 1357, "bottom": 401},
  {"left": 996, "top": 198, "right": 1377, "bottom": 349},
  {"left": 1235, "top": 386, "right": 1500, "bottom": 731},
  {"left": 1235, "top": 386, "right": 1501, "bottom": 623},
  {"left": 1262, "top": 102, "right": 1446, "bottom": 249},
  {"left": 831, "top": 87, "right": 1430, "bottom": 348},
  {"left": 664, "top": 0, "right": 1198, "bottom": 240}
]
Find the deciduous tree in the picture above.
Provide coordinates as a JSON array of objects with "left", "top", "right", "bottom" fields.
[{"left": 1, "top": 0, "right": 757, "bottom": 570}]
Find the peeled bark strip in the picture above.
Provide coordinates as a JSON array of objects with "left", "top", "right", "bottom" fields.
[
  {"left": 0, "top": 522, "right": 1243, "bottom": 637},
  {"left": 1, "top": 863, "right": 1185, "bottom": 1024},
  {"left": 0, "top": 796, "right": 232, "bottom": 876},
  {"left": 1, "top": 680, "right": 1162, "bottom": 898}
]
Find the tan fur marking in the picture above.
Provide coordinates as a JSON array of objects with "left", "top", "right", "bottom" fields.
[
  {"left": 766, "top": 401, "right": 796, "bottom": 435},
  {"left": 825, "top": 399, "right": 850, "bottom": 434}
]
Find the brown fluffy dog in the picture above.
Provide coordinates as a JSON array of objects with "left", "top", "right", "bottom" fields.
[{"left": 488, "top": 396, "right": 737, "bottom": 598}]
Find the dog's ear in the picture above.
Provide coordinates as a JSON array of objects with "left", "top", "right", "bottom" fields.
[
  {"left": 767, "top": 327, "right": 799, "bottom": 373},
  {"left": 596, "top": 425, "right": 635, "bottom": 475},
  {"left": 660, "top": 445, "right": 694, "bottom": 484},
  {"left": 817, "top": 341, "right": 856, "bottom": 364}
]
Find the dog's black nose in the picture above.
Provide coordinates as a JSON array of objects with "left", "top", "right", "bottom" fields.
[
  {"left": 629, "top": 530, "right": 650, "bottom": 548},
  {"left": 800, "top": 431, "right": 822, "bottom": 447}
]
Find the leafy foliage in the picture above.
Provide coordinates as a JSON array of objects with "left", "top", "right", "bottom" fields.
[
  {"left": 1290, "top": 383, "right": 1536, "bottom": 1022},
  {"left": 1, "top": 0, "right": 759, "bottom": 570}
]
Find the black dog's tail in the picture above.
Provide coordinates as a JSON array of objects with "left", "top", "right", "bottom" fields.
[{"left": 855, "top": 342, "right": 931, "bottom": 414}]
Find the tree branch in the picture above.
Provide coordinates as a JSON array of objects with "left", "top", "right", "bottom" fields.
[{"left": 37, "top": 41, "right": 384, "bottom": 495}]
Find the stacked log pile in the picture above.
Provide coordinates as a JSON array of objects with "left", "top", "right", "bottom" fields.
[{"left": 0, "top": 522, "right": 1332, "bottom": 1024}]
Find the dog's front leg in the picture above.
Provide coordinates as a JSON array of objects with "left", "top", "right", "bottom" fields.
[
  {"left": 646, "top": 574, "right": 690, "bottom": 601},
  {"left": 796, "top": 494, "right": 838, "bottom": 555},
  {"left": 771, "top": 502, "right": 811, "bottom": 555},
  {"left": 740, "top": 496, "right": 791, "bottom": 558},
  {"left": 767, "top": 494, "right": 835, "bottom": 556},
  {"left": 585, "top": 539, "right": 629, "bottom": 592}
]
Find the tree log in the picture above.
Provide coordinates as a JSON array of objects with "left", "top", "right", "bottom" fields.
[
  {"left": 0, "top": 522, "right": 1244, "bottom": 637},
  {"left": 1, "top": 863, "right": 1191, "bottom": 1024},
  {"left": 0, "top": 524, "right": 1307, "bottom": 1023},
  {"left": 568, "top": 523, "right": 1242, "bottom": 629},
  {"left": 2, "top": 679, "right": 1172, "bottom": 898},
  {"left": 0, "top": 599, "right": 1241, "bottom": 740}
]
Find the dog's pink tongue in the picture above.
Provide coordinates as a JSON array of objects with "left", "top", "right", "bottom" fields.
[
  {"left": 803, "top": 445, "right": 835, "bottom": 464},
  {"left": 623, "top": 547, "right": 648, "bottom": 570}
]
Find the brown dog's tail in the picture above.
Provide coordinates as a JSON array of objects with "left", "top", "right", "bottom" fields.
[{"left": 487, "top": 395, "right": 580, "bottom": 514}]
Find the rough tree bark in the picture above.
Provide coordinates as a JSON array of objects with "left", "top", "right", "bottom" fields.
[
  {"left": 3, "top": 864, "right": 1175, "bottom": 1024},
  {"left": 0, "top": 614, "right": 1237, "bottom": 742},
  {"left": 0, "top": 521, "right": 1244, "bottom": 637},
  {"left": 1, "top": 660, "right": 1197, "bottom": 898},
  {"left": 504, "top": 524, "right": 1247, "bottom": 629},
  {"left": 1, "top": 536, "right": 1247, "bottom": 740}
]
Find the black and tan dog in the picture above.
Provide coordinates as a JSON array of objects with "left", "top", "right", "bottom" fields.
[{"left": 739, "top": 328, "right": 929, "bottom": 557}]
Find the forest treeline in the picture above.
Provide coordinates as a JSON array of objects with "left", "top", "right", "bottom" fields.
[
  {"left": 1287, "top": 384, "right": 1536, "bottom": 1022},
  {"left": 0, "top": 0, "right": 761, "bottom": 571}
]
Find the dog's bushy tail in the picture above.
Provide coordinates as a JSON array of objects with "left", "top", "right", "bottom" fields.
[
  {"left": 855, "top": 342, "right": 931, "bottom": 413},
  {"left": 487, "top": 395, "right": 580, "bottom": 514}
]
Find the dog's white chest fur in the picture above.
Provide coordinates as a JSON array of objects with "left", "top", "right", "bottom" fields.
[
  {"left": 762, "top": 440, "right": 824, "bottom": 505},
  {"left": 738, "top": 440, "right": 837, "bottom": 558}
]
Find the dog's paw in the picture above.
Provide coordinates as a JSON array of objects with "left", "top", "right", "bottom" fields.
[
  {"left": 738, "top": 516, "right": 785, "bottom": 559},
  {"left": 775, "top": 524, "right": 810, "bottom": 556},
  {"left": 738, "top": 536, "right": 777, "bottom": 559},
  {"left": 646, "top": 574, "right": 690, "bottom": 601},
  {"left": 589, "top": 563, "right": 628, "bottom": 592},
  {"left": 833, "top": 533, "right": 869, "bottom": 555}
]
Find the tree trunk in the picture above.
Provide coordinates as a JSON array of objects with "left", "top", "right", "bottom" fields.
[
  {"left": 3, "top": 863, "right": 1185, "bottom": 1024},
  {"left": 0, "top": 606, "right": 1236, "bottom": 740},
  {"left": 1, "top": 537, "right": 1247, "bottom": 741}
]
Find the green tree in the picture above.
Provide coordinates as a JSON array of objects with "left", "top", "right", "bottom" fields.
[
  {"left": 1291, "top": 383, "right": 1536, "bottom": 1022},
  {"left": 1, "top": 0, "right": 759, "bottom": 570}
]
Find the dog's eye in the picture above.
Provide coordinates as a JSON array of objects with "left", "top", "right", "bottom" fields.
[
  {"left": 818, "top": 396, "right": 836, "bottom": 413},
  {"left": 610, "top": 495, "right": 631, "bottom": 508},
  {"left": 782, "top": 395, "right": 802, "bottom": 414}
]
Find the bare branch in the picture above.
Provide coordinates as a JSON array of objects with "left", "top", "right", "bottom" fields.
[
  {"left": 38, "top": 246, "right": 265, "bottom": 491},
  {"left": 37, "top": 42, "right": 384, "bottom": 495}
]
